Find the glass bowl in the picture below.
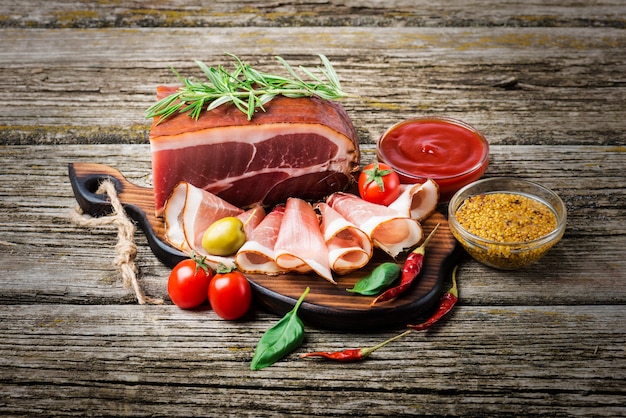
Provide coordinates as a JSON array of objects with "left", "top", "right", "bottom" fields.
[
  {"left": 448, "top": 177, "right": 567, "bottom": 269},
  {"left": 377, "top": 116, "right": 489, "bottom": 202}
]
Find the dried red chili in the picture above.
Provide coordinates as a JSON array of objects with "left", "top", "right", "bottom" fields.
[
  {"left": 370, "top": 224, "right": 440, "bottom": 306},
  {"left": 299, "top": 330, "right": 411, "bottom": 362},
  {"left": 408, "top": 265, "right": 458, "bottom": 330}
]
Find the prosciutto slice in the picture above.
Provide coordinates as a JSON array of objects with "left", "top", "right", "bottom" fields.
[
  {"left": 327, "top": 192, "right": 423, "bottom": 258},
  {"left": 162, "top": 182, "right": 190, "bottom": 252},
  {"left": 388, "top": 179, "right": 439, "bottom": 221},
  {"left": 235, "top": 205, "right": 287, "bottom": 275},
  {"left": 274, "top": 198, "right": 335, "bottom": 284},
  {"left": 163, "top": 182, "right": 266, "bottom": 270},
  {"left": 149, "top": 89, "right": 360, "bottom": 216},
  {"left": 317, "top": 202, "right": 372, "bottom": 275},
  {"left": 164, "top": 182, "right": 243, "bottom": 253},
  {"left": 237, "top": 206, "right": 266, "bottom": 238}
]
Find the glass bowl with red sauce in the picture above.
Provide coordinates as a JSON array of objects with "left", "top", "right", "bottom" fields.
[{"left": 376, "top": 116, "right": 490, "bottom": 202}]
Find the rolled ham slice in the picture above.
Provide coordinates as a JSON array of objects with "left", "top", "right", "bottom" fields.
[
  {"left": 235, "top": 205, "right": 287, "bottom": 275},
  {"left": 162, "top": 182, "right": 190, "bottom": 252},
  {"left": 317, "top": 202, "right": 372, "bottom": 275},
  {"left": 274, "top": 198, "right": 335, "bottom": 284},
  {"left": 237, "top": 205, "right": 266, "bottom": 238},
  {"left": 388, "top": 179, "right": 439, "bottom": 221},
  {"left": 163, "top": 182, "right": 255, "bottom": 270},
  {"left": 164, "top": 182, "right": 244, "bottom": 253},
  {"left": 327, "top": 192, "right": 423, "bottom": 258}
]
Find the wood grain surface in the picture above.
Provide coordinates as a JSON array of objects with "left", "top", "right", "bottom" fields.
[{"left": 1, "top": 1, "right": 625, "bottom": 417}]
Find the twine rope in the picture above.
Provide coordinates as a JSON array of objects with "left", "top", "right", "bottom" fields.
[{"left": 70, "top": 180, "right": 163, "bottom": 305}]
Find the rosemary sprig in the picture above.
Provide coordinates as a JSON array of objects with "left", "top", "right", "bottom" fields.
[{"left": 145, "top": 53, "right": 349, "bottom": 123}]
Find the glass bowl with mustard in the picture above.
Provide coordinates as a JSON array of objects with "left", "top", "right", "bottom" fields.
[{"left": 448, "top": 177, "right": 567, "bottom": 269}]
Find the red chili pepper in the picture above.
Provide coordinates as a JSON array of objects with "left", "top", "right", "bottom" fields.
[
  {"left": 408, "top": 265, "right": 459, "bottom": 330},
  {"left": 299, "top": 330, "right": 411, "bottom": 362},
  {"left": 370, "top": 223, "right": 440, "bottom": 306}
]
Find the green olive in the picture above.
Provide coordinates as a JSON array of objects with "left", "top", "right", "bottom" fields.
[{"left": 201, "top": 216, "right": 246, "bottom": 256}]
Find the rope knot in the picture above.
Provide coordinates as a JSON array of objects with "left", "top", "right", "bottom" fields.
[{"left": 71, "top": 179, "right": 164, "bottom": 305}]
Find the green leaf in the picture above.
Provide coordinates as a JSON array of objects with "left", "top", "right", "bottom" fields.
[
  {"left": 250, "top": 287, "right": 310, "bottom": 370},
  {"left": 207, "top": 95, "right": 232, "bottom": 111},
  {"left": 319, "top": 54, "right": 342, "bottom": 89},
  {"left": 145, "top": 54, "right": 349, "bottom": 123},
  {"left": 346, "top": 262, "right": 402, "bottom": 296},
  {"left": 276, "top": 56, "right": 306, "bottom": 85}
]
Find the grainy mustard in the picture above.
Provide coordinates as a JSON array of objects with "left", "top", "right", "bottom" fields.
[
  {"left": 453, "top": 192, "right": 558, "bottom": 269},
  {"left": 456, "top": 193, "right": 557, "bottom": 242}
]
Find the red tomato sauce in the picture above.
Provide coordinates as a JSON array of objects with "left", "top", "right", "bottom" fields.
[{"left": 377, "top": 118, "right": 489, "bottom": 201}]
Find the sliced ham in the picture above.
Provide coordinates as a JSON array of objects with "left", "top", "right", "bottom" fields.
[
  {"left": 163, "top": 182, "right": 248, "bottom": 270},
  {"left": 388, "top": 179, "right": 440, "bottom": 221},
  {"left": 162, "top": 182, "right": 190, "bottom": 252},
  {"left": 235, "top": 205, "right": 287, "bottom": 275},
  {"left": 163, "top": 182, "right": 240, "bottom": 253},
  {"left": 149, "top": 89, "right": 360, "bottom": 216},
  {"left": 327, "top": 192, "right": 423, "bottom": 258},
  {"left": 237, "top": 206, "right": 266, "bottom": 238},
  {"left": 274, "top": 198, "right": 335, "bottom": 284},
  {"left": 167, "top": 182, "right": 244, "bottom": 253},
  {"left": 317, "top": 202, "right": 372, "bottom": 275},
  {"left": 165, "top": 183, "right": 265, "bottom": 253}
]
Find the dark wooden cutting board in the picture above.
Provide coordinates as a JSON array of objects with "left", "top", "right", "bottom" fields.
[{"left": 68, "top": 162, "right": 459, "bottom": 331}]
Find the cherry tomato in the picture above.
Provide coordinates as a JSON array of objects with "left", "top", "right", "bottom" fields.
[
  {"left": 167, "top": 254, "right": 213, "bottom": 309},
  {"left": 358, "top": 162, "right": 401, "bottom": 206},
  {"left": 208, "top": 265, "right": 252, "bottom": 320}
]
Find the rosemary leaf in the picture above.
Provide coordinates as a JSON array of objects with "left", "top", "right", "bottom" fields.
[
  {"left": 207, "top": 95, "right": 232, "bottom": 111},
  {"left": 319, "top": 54, "right": 342, "bottom": 89},
  {"left": 145, "top": 54, "right": 349, "bottom": 123}
]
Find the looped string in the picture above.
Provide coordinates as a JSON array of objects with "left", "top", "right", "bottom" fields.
[{"left": 70, "top": 179, "right": 164, "bottom": 305}]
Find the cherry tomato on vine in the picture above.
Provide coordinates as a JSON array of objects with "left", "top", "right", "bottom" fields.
[
  {"left": 208, "top": 264, "right": 252, "bottom": 320},
  {"left": 167, "top": 254, "right": 213, "bottom": 309},
  {"left": 358, "top": 162, "right": 401, "bottom": 206}
]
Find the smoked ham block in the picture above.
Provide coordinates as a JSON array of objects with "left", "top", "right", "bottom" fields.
[{"left": 149, "top": 87, "right": 360, "bottom": 216}]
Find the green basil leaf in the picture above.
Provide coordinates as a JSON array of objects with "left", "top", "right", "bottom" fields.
[
  {"left": 250, "top": 287, "right": 310, "bottom": 370},
  {"left": 346, "top": 262, "right": 401, "bottom": 296}
]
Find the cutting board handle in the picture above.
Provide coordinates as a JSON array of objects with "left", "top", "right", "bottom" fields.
[
  {"left": 68, "top": 162, "right": 128, "bottom": 216},
  {"left": 68, "top": 162, "right": 187, "bottom": 267}
]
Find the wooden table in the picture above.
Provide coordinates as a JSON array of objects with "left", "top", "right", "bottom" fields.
[{"left": 1, "top": 2, "right": 625, "bottom": 416}]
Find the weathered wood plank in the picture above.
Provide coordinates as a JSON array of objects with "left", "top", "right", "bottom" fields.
[
  {"left": 0, "top": 144, "right": 624, "bottom": 307},
  {"left": 0, "top": 304, "right": 624, "bottom": 416},
  {"left": 1, "top": 0, "right": 625, "bottom": 28},
  {"left": 1, "top": 6, "right": 625, "bottom": 415},
  {"left": 0, "top": 27, "right": 624, "bottom": 146}
]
